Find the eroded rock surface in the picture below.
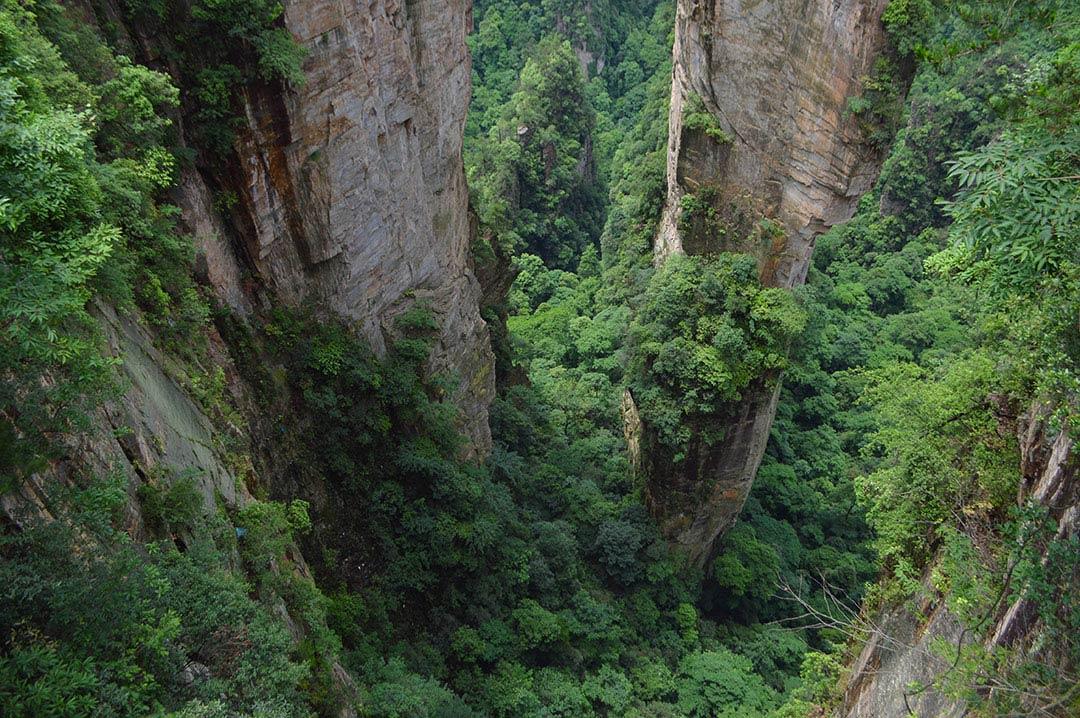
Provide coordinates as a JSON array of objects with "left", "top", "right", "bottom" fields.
[
  {"left": 1, "top": 303, "right": 247, "bottom": 544},
  {"left": 656, "top": 0, "right": 891, "bottom": 282},
  {"left": 642, "top": 0, "right": 893, "bottom": 564},
  {"left": 2, "top": 303, "right": 359, "bottom": 717},
  {"left": 229, "top": 0, "right": 494, "bottom": 453}
]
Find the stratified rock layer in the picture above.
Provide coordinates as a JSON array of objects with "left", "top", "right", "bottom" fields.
[
  {"left": 230, "top": 0, "right": 493, "bottom": 454},
  {"left": 6, "top": 3, "right": 488, "bottom": 712},
  {"left": 643, "top": 0, "right": 892, "bottom": 565},
  {"left": 656, "top": 0, "right": 891, "bottom": 281}
]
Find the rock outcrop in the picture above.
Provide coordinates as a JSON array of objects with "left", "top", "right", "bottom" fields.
[
  {"left": 226, "top": 0, "right": 493, "bottom": 454},
  {"left": 4, "top": 2, "right": 490, "bottom": 712},
  {"left": 641, "top": 0, "right": 893, "bottom": 565},
  {"left": 837, "top": 404, "right": 1077, "bottom": 717},
  {"left": 1, "top": 301, "right": 360, "bottom": 716},
  {"left": 656, "top": 0, "right": 892, "bottom": 279}
]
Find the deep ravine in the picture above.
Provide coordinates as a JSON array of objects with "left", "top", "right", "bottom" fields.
[{"left": 0, "top": 0, "right": 1076, "bottom": 717}]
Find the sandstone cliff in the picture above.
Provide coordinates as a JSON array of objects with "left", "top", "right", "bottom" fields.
[
  {"left": 226, "top": 0, "right": 494, "bottom": 454},
  {"left": 1, "top": 300, "right": 361, "bottom": 715},
  {"left": 641, "top": 0, "right": 893, "bottom": 565},
  {"left": 87, "top": 0, "right": 494, "bottom": 450},
  {"left": 3, "top": 2, "right": 493, "bottom": 712}
]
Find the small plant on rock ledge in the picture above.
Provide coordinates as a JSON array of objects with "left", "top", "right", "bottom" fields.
[{"left": 682, "top": 92, "right": 733, "bottom": 144}]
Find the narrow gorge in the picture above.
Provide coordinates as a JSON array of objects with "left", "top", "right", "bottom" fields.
[{"left": 1, "top": 0, "right": 1076, "bottom": 716}]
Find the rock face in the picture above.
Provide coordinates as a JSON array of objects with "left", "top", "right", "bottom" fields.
[
  {"left": 5, "top": 3, "right": 487, "bottom": 712},
  {"left": 837, "top": 404, "right": 1077, "bottom": 717},
  {"left": 1, "top": 304, "right": 248, "bottom": 537},
  {"left": 228, "top": 0, "right": 494, "bottom": 454},
  {"left": 841, "top": 594, "right": 967, "bottom": 718},
  {"left": 2, "top": 302, "right": 360, "bottom": 717},
  {"left": 641, "top": 0, "right": 893, "bottom": 565},
  {"left": 656, "top": 0, "right": 891, "bottom": 279},
  {"left": 634, "top": 379, "right": 783, "bottom": 568}
]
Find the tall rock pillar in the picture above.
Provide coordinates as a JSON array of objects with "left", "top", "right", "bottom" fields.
[{"left": 641, "top": 0, "right": 894, "bottom": 564}]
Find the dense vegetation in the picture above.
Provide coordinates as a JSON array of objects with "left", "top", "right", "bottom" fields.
[
  {"left": 1, "top": 0, "right": 1077, "bottom": 716},
  {"left": 628, "top": 253, "right": 805, "bottom": 455}
]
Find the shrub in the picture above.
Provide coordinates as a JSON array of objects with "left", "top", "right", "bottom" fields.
[
  {"left": 682, "top": 93, "right": 732, "bottom": 143},
  {"left": 237, "top": 500, "right": 311, "bottom": 571},
  {"left": 137, "top": 471, "right": 204, "bottom": 535}
]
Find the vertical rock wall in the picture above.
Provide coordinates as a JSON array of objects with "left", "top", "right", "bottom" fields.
[
  {"left": 6, "top": 3, "right": 493, "bottom": 709},
  {"left": 656, "top": 0, "right": 891, "bottom": 283},
  {"left": 642, "top": 0, "right": 893, "bottom": 564},
  {"left": 229, "top": 0, "right": 494, "bottom": 454}
]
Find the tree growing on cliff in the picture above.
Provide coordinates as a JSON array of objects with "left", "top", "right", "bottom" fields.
[
  {"left": 626, "top": 253, "right": 805, "bottom": 457},
  {"left": 469, "top": 35, "right": 605, "bottom": 270}
]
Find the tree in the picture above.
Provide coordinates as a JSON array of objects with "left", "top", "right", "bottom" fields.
[
  {"left": 469, "top": 35, "right": 605, "bottom": 269},
  {"left": 0, "top": 3, "right": 118, "bottom": 475},
  {"left": 627, "top": 253, "right": 805, "bottom": 455},
  {"left": 675, "top": 649, "right": 777, "bottom": 717}
]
